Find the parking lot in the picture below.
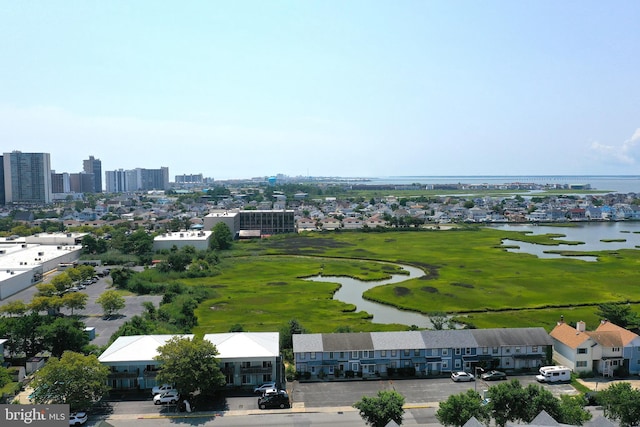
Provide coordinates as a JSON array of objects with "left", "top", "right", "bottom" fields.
[
  {"left": 290, "top": 376, "right": 578, "bottom": 408},
  {"left": 2, "top": 266, "right": 162, "bottom": 347}
]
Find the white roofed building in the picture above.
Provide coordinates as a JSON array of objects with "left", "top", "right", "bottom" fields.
[{"left": 99, "top": 332, "right": 282, "bottom": 391}]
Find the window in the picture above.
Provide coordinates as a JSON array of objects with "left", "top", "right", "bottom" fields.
[
  {"left": 241, "top": 361, "right": 251, "bottom": 368},
  {"left": 351, "top": 362, "right": 359, "bottom": 371},
  {"left": 442, "top": 360, "right": 449, "bottom": 369},
  {"left": 329, "top": 352, "right": 334, "bottom": 359},
  {"left": 262, "top": 361, "right": 272, "bottom": 368},
  {"left": 577, "top": 348, "right": 588, "bottom": 354},
  {"left": 492, "top": 347, "right": 499, "bottom": 354},
  {"left": 311, "top": 366, "right": 316, "bottom": 374},
  {"left": 442, "top": 349, "right": 449, "bottom": 356},
  {"left": 381, "top": 350, "right": 387, "bottom": 357},
  {"left": 414, "top": 349, "right": 420, "bottom": 356},
  {"left": 391, "top": 350, "right": 397, "bottom": 357},
  {"left": 310, "top": 352, "right": 316, "bottom": 359},
  {"left": 505, "top": 348, "right": 511, "bottom": 354},
  {"left": 340, "top": 352, "right": 345, "bottom": 358},
  {"left": 454, "top": 360, "right": 461, "bottom": 368},
  {"left": 242, "top": 375, "right": 250, "bottom": 384},
  {"left": 532, "top": 346, "right": 538, "bottom": 352},
  {"left": 515, "top": 346, "right": 521, "bottom": 353},
  {"left": 300, "top": 353, "right": 305, "bottom": 360},
  {"left": 576, "top": 361, "right": 588, "bottom": 367},
  {"left": 482, "top": 347, "right": 488, "bottom": 354},
  {"left": 465, "top": 348, "right": 471, "bottom": 355},
  {"left": 351, "top": 351, "right": 358, "bottom": 359},
  {"left": 612, "top": 347, "right": 620, "bottom": 352},
  {"left": 404, "top": 360, "right": 410, "bottom": 367},
  {"left": 455, "top": 348, "right": 461, "bottom": 355}
]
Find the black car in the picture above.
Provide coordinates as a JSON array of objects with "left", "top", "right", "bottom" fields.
[{"left": 258, "top": 392, "right": 290, "bottom": 409}]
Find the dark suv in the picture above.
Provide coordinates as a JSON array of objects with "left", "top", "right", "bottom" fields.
[{"left": 258, "top": 391, "right": 290, "bottom": 409}]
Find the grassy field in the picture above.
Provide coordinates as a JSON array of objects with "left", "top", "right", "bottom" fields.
[{"left": 190, "top": 228, "right": 640, "bottom": 334}]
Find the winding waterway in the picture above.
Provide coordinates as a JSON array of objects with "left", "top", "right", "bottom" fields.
[{"left": 305, "top": 264, "right": 437, "bottom": 328}]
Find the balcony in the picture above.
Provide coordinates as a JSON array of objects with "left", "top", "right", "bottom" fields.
[{"left": 240, "top": 366, "right": 273, "bottom": 374}]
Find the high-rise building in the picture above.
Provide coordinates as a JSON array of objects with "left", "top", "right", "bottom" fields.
[
  {"left": 3, "top": 151, "right": 52, "bottom": 204},
  {"left": 83, "top": 155, "right": 102, "bottom": 193},
  {"left": 51, "top": 171, "right": 70, "bottom": 194},
  {"left": 0, "top": 155, "right": 5, "bottom": 205},
  {"left": 69, "top": 172, "right": 95, "bottom": 193},
  {"left": 105, "top": 169, "right": 128, "bottom": 193},
  {"left": 105, "top": 167, "right": 169, "bottom": 193}
]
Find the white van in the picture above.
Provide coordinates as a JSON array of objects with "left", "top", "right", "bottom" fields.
[{"left": 536, "top": 365, "right": 571, "bottom": 383}]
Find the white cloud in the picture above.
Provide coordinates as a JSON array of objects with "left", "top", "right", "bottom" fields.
[{"left": 589, "top": 128, "right": 640, "bottom": 166}]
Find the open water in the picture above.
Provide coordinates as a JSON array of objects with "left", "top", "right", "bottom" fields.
[{"left": 364, "top": 175, "right": 640, "bottom": 194}]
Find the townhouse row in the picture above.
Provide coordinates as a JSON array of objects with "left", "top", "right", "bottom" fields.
[{"left": 292, "top": 328, "right": 553, "bottom": 378}]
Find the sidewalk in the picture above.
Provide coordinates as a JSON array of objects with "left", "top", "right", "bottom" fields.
[{"left": 577, "top": 377, "right": 640, "bottom": 391}]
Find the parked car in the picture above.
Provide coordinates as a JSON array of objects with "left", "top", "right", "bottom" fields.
[
  {"left": 69, "top": 412, "right": 88, "bottom": 425},
  {"left": 153, "top": 391, "right": 180, "bottom": 405},
  {"left": 451, "top": 371, "right": 475, "bottom": 382},
  {"left": 481, "top": 370, "right": 507, "bottom": 381},
  {"left": 259, "top": 391, "right": 290, "bottom": 409},
  {"left": 151, "top": 384, "right": 176, "bottom": 395},
  {"left": 258, "top": 389, "right": 286, "bottom": 403},
  {"left": 253, "top": 382, "right": 277, "bottom": 395}
]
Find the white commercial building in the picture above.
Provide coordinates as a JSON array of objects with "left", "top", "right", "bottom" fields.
[{"left": 153, "top": 230, "right": 212, "bottom": 251}]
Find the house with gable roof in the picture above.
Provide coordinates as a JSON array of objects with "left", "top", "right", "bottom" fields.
[{"left": 549, "top": 319, "right": 640, "bottom": 376}]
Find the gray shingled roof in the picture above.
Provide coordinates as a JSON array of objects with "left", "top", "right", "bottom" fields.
[
  {"left": 322, "top": 332, "right": 373, "bottom": 351},
  {"left": 371, "top": 331, "right": 425, "bottom": 350},
  {"left": 292, "top": 333, "right": 324, "bottom": 353},
  {"left": 471, "top": 327, "right": 553, "bottom": 347},
  {"left": 421, "top": 329, "right": 478, "bottom": 348}
]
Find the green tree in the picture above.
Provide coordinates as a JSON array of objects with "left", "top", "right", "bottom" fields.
[
  {"left": 4, "top": 312, "right": 45, "bottom": 357},
  {"left": 427, "top": 312, "right": 448, "bottom": 330},
  {"left": 96, "top": 290, "right": 126, "bottom": 318},
  {"left": 353, "top": 390, "right": 405, "bottom": 427},
  {"left": 595, "top": 304, "right": 640, "bottom": 329},
  {"left": 486, "top": 379, "right": 527, "bottom": 426},
  {"left": 0, "top": 366, "right": 11, "bottom": 388},
  {"left": 154, "top": 336, "right": 225, "bottom": 397},
  {"left": 0, "top": 300, "right": 28, "bottom": 317},
  {"left": 211, "top": 222, "right": 233, "bottom": 250},
  {"left": 82, "top": 235, "right": 98, "bottom": 254},
  {"left": 39, "top": 317, "right": 89, "bottom": 357},
  {"left": 280, "top": 319, "right": 307, "bottom": 353},
  {"left": 30, "top": 351, "right": 109, "bottom": 411},
  {"left": 111, "top": 267, "right": 134, "bottom": 288},
  {"left": 61, "top": 292, "right": 89, "bottom": 315},
  {"left": 50, "top": 274, "right": 72, "bottom": 292},
  {"left": 126, "top": 228, "right": 154, "bottom": 258},
  {"left": 159, "top": 247, "right": 193, "bottom": 272},
  {"left": 599, "top": 382, "right": 640, "bottom": 427},
  {"left": 558, "top": 394, "right": 592, "bottom": 426},
  {"left": 436, "top": 389, "right": 490, "bottom": 427}
]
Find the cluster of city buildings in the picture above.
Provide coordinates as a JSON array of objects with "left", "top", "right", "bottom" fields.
[{"left": 0, "top": 151, "right": 177, "bottom": 204}]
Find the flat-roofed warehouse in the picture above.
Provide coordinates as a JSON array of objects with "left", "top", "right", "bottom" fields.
[{"left": 0, "top": 232, "right": 85, "bottom": 300}]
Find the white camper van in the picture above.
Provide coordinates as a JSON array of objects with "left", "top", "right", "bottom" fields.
[{"left": 536, "top": 365, "right": 571, "bottom": 383}]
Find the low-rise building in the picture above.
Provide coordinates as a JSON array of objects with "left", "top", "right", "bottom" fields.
[
  {"left": 293, "top": 328, "right": 552, "bottom": 379},
  {"left": 98, "top": 332, "right": 281, "bottom": 391},
  {"left": 153, "top": 230, "right": 212, "bottom": 251}
]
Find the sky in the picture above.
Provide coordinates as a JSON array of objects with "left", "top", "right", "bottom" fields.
[{"left": 1, "top": 1, "right": 639, "bottom": 180}]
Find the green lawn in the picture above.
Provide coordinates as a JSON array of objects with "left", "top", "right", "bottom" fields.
[{"left": 189, "top": 228, "right": 640, "bottom": 334}]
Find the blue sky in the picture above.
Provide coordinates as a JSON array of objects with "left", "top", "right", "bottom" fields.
[{"left": 1, "top": 1, "right": 639, "bottom": 180}]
